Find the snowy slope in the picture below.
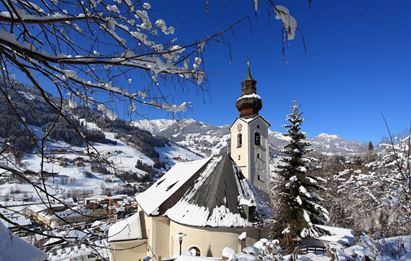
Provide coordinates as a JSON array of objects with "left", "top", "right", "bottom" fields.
[
  {"left": 0, "top": 120, "right": 200, "bottom": 204},
  {"left": 311, "top": 133, "right": 366, "bottom": 155},
  {"left": 131, "top": 119, "right": 177, "bottom": 133},
  {"left": 133, "top": 118, "right": 230, "bottom": 156}
]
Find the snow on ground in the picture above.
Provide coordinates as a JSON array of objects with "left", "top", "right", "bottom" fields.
[
  {"left": 282, "top": 253, "right": 330, "bottom": 261},
  {"left": 0, "top": 148, "right": 124, "bottom": 202},
  {"left": 156, "top": 142, "right": 202, "bottom": 167},
  {"left": 0, "top": 121, "right": 201, "bottom": 204},
  {"left": 174, "top": 255, "right": 220, "bottom": 261},
  {"left": 94, "top": 131, "right": 154, "bottom": 169},
  {"left": 296, "top": 254, "right": 329, "bottom": 261},
  {"left": 47, "top": 240, "right": 110, "bottom": 261},
  {"left": 316, "top": 225, "right": 355, "bottom": 246},
  {"left": 176, "top": 132, "right": 230, "bottom": 157},
  {"left": 344, "top": 235, "right": 411, "bottom": 261},
  {"left": 0, "top": 205, "right": 32, "bottom": 228},
  {"left": 79, "top": 119, "right": 102, "bottom": 131}
]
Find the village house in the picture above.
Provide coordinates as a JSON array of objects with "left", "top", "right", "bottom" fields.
[
  {"left": 108, "top": 64, "right": 274, "bottom": 260},
  {"left": 27, "top": 202, "right": 107, "bottom": 228},
  {"left": 84, "top": 194, "right": 128, "bottom": 205}
]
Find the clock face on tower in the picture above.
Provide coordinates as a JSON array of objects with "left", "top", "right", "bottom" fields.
[{"left": 237, "top": 123, "right": 242, "bottom": 132}]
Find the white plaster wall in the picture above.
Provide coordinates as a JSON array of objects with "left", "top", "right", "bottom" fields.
[
  {"left": 144, "top": 214, "right": 170, "bottom": 260},
  {"left": 230, "top": 118, "right": 250, "bottom": 180},
  {"left": 248, "top": 117, "right": 270, "bottom": 193},
  {"left": 109, "top": 239, "right": 147, "bottom": 261},
  {"left": 230, "top": 117, "right": 270, "bottom": 193},
  {"left": 169, "top": 221, "right": 261, "bottom": 257}
]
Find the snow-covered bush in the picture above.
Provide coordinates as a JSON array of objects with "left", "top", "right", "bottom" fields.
[
  {"left": 223, "top": 239, "right": 283, "bottom": 261},
  {"left": 344, "top": 234, "right": 411, "bottom": 260},
  {"left": 315, "top": 135, "right": 411, "bottom": 237}
]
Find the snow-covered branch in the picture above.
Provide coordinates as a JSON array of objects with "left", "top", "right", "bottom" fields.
[{"left": 0, "top": 0, "right": 211, "bottom": 113}]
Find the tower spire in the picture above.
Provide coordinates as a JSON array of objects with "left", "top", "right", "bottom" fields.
[
  {"left": 245, "top": 60, "right": 253, "bottom": 80},
  {"left": 235, "top": 61, "right": 262, "bottom": 118}
]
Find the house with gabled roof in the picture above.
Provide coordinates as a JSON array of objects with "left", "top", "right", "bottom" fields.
[{"left": 108, "top": 63, "right": 274, "bottom": 261}]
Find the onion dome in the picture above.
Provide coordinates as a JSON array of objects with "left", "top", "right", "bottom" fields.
[{"left": 235, "top": 62, "right": 262, "bottom": 118}]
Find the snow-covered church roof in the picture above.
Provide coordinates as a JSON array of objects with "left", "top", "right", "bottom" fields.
[
  {"left": 108, "top": 212, "right": 143, "bottom": 242},
  {"left": 136, "top": 157, "right": 212, "bottom": 216},
  {"left": 0, "top": 222, "right": 47, "bottom": 261},
  {"left": 136, "top": 154, "right": 273, "bottom": 227}
]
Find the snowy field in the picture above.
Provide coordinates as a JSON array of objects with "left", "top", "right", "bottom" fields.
[{"left": 0, "top": 121, "right": 201, "bottom": 206}]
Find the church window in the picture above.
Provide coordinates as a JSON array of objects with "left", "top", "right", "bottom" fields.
[
  {"left": 237, "top": 134, "right": 242, "bottom": 148},
  {"left": 257, "top": 124, "right": 260, "bottom": 129},
  {"left": 238, "top": 155, "right": 241, "bottom": 160},
  {"left": 188, "top": 246, "right": 201, "bottom": 256},
  {"left": 258, "top": 175, "right": 261, "bottom": 181},
  {"left": 257, "top": 153, "right": 260, "bottom": 159},
  {"left": 255, "top": 132, "right": 261, "bottom": 145}
]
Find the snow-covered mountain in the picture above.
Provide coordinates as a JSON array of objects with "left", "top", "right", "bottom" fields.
[
  {"left": 311, "top": 133, "right": 367, "bottom": 155},
  {"left": 0, "top": 84, "right": 201, "bottom": 202},
  {"left": 0, "top": 82, "right": 365, "bottom": 204},
  {"left": 131, "top": 119, "right": 178, "bottom": 134},
  {"left": 133, "top": 119, "right": 367, "bottom": 156},
  {"left": 133, "top": 119, "right": 230, "bottom": 156}
]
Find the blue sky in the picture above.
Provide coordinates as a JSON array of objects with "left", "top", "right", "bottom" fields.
[
  {"left": 11, "top": 0, "right": 410, "bottom": 143},
  {"left": 137, "top": 0, "right": 410, "bottom": 143}
]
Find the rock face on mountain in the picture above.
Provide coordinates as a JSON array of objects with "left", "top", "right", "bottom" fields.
[
  {"left": 133, "top": 119, "right": 230, "bottom": 157},
  {"left": 0, "top": 83, "right": 366, "bottom": 203},
  {"left": 133, "top": 119, "right": 367, "bottom": 157},
  {"left": 311, "top": 133, "right": 367, "bottom": 155}
]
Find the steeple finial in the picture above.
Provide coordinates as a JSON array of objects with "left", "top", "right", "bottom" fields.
[
  {"left": 237, "top": 60, "right": 261, "bottom": 118},
  {"left": 245, "top": 60, "right": 253, "bottom": 80}
]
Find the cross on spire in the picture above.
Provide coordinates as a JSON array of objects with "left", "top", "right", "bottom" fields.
[
  {"left": 245, "top": 60, "right": 253, "bottom": 80},
  {"left": 236, "top": 61, "right": 262, "bottom": 118}
]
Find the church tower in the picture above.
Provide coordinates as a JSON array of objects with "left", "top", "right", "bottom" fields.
[{"left": 230, "top": 62, "right": 270, "bottom": 193}]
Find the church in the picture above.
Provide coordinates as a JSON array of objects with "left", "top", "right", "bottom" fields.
[{"left": 108, "top": 63, "right": 274, "bottom": 261}]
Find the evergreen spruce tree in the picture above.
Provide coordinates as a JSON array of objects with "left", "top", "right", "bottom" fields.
[
  {"left": 368, "top": 141, "right": 374, "bottom": 151},
  {"left": 275, "top": 101, "right": 329, "bottom": 246}
]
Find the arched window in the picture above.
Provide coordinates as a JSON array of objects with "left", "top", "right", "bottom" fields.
[
  {"left": 189, "top": 246, "right": 201, "bottom": 256},
  {"left": 255, "top": 132, "right": 261, "bottom": 145},
  {"left": 237, "top": 133, "right": 242, "bottom": 148}
]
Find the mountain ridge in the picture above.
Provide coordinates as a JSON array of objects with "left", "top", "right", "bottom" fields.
[{"left": 133, "top": 118, "right": 367, "bottom": 156}]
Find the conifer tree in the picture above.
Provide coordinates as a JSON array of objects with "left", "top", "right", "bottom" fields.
[
  {"left": 368, "top": 141, "right": 374, "bottom": 151},
  {"left": 275, "top": 101, "right": 329, "bottom": 244}
]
